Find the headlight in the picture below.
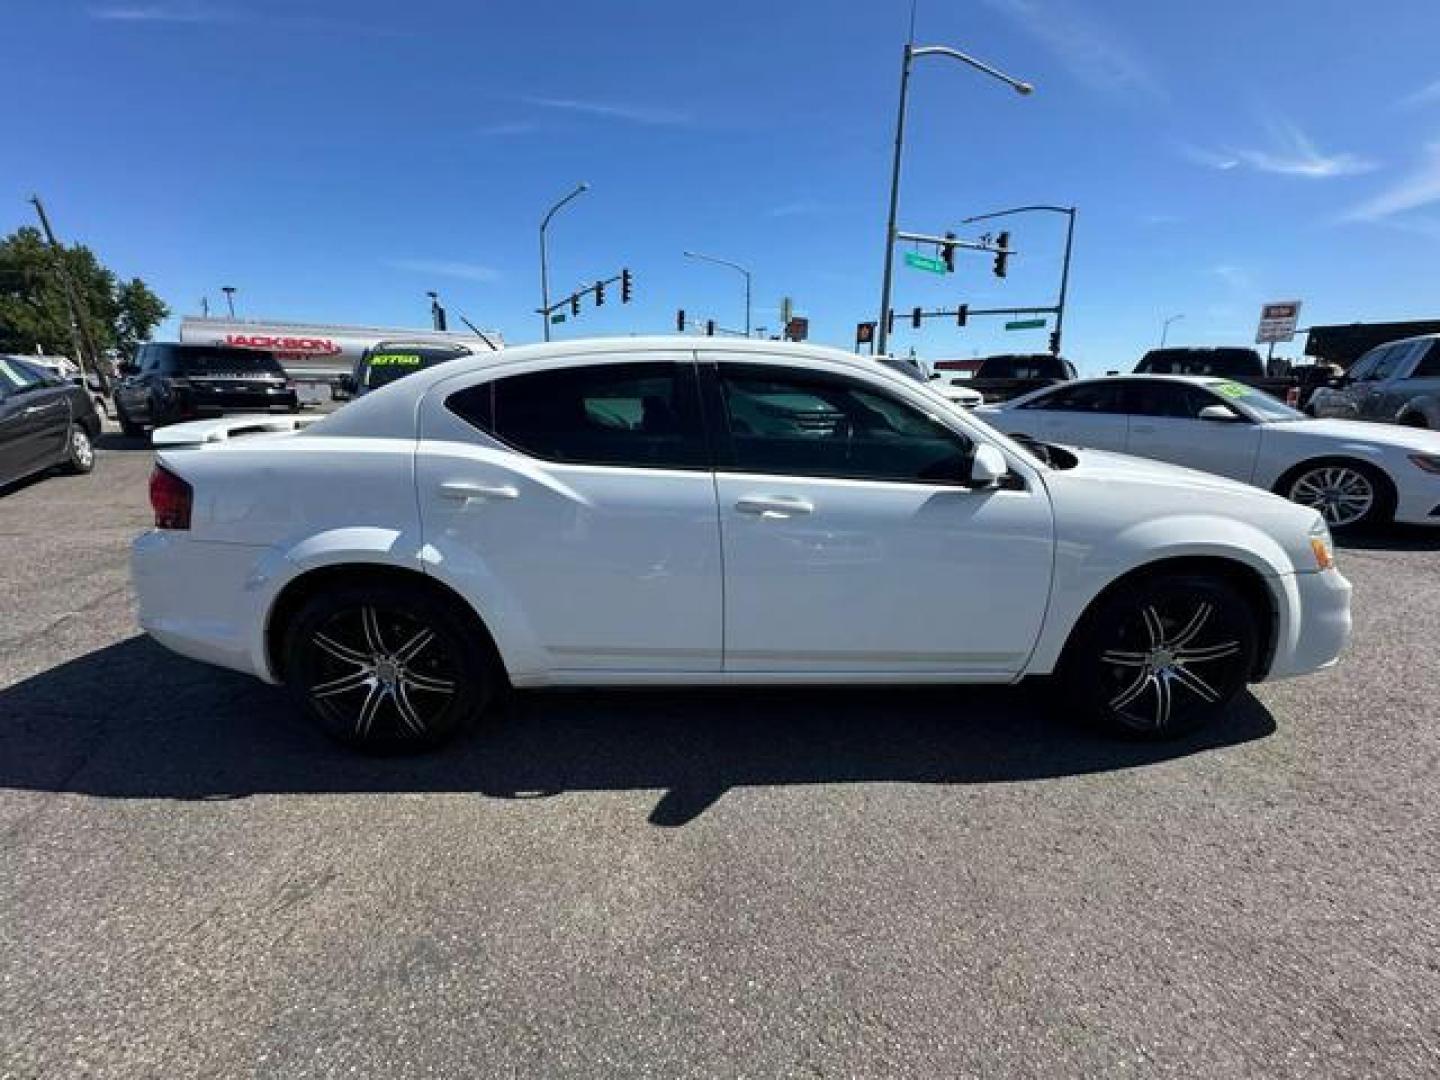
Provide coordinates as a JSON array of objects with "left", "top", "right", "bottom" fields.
[
  {"left": 1309, "top": 518, "right": 1336, "bottom": 571},
  {"left": 1408, "top": 453, "right": 1440, "bottom": 474}
]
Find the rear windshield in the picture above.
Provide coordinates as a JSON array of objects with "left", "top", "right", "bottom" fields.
[
  {"left": 975, "top": 355, "right": 1066, "bottom": 380},
  {"left": 1140, "top": 349, "right": 1261, "bottom": 376},
  {"left": 170, "top": 348, "right": 284, "bottom": 375},
  {"left": 361, "top": 349, "right": 461, "bottom": 389}
]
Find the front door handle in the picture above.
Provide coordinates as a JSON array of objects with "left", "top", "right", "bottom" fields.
[
  {"left": 735, "top": 495, "right": 814, "bottom": 519},
  {"left": 437, "top": 481, "right": 519, "bottom": 503}
]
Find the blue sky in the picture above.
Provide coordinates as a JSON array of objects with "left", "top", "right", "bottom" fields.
[{"left": 4, "top": 0, "right": 1439, "bottom": 373}]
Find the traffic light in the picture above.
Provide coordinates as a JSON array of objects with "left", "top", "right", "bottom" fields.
[
  {"left": 705, "top": 319, "right": 716, "bottom": 336},
  {"left": 886, "top": 309, "right": 896, "bottom": 335},
  {"left": 856, "top": 321, "right": 875, "bottom": 345},
  {"left": 957, "top": 304, "right": 968, "bottom": 327},
  {"left": 1049, "top": 330, "right": 1061, "bottom": 356},
  {"left": 676, "top": 308, "right": 686, "bottom": 332},
  {"left": 941, "top": 231, "right": 957, "bottom": 273},
  {"left": 594, "top": 280, "right": 605, "bottom": 306},
  {"left": 620, "top": 268, "right": 633, "bottom": 304},
  {"left": 993, "top": 231, "right": 1010, "bottom": 278},
  {"left": 911, "top": 307, "right": 922, "bottom": 329},
  {"left": 570, "top": 294, "right": 581, "bottom": 317}
]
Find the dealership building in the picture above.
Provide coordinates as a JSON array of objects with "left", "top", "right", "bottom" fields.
[{"left": 179, "top": 317, "right": 503, "bottom": 391}]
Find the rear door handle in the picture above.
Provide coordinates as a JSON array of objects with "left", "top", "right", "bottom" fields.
[
  {"left": 437, "top": 481, "right": 519, "bottom": 503},
  {"left": 735, "top": 495, "right": 814, "bottom": 519}
]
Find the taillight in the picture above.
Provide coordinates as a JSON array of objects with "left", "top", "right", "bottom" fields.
[
  {"left": 149, "top": 465, "right": 193, "bottom": 530},
  {"left": 1286, "top": 387, "right": 1300, "bottom": 407}
]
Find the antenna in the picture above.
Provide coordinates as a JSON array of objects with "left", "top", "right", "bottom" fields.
[{"left": 457, "top": 313, "right": 500, "bottom": 352}]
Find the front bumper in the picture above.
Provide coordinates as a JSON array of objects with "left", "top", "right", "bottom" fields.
[{"left": 1265, "top": 568, "right": 1352, "bottom": 680}]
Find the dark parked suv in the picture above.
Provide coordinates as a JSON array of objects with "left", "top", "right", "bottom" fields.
[{"left": 114, "top": 343, "right": 298, "bottom": 434}]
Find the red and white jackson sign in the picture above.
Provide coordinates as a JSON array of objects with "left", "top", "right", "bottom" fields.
[{"left": 222, "top": 333, "right": 344, "bottom": 360}]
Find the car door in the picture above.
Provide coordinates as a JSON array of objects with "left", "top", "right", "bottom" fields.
[
  {"left": 1002, "top": 380, "right": 1130, "bottom": 451},
  {"left": 418, "top": 352, "right": 723, "bottom": 673},
  {"left": 0, "top": 358, "right": 68, "bottom": 479},
  {"left": 1355, "top": 344, "right": 1415, "bottom": 421},
  {"left": 1124, "top": 381, "right": 1264, "bottom": 482},
  {"left": 705, "top": 355, "right": 1054, "bottom": 677}
]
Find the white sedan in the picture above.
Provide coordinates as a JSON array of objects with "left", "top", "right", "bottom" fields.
[
  {"left": 979, "top": 375, "right": 1440, "bottom": 530},
  {"left": 133, "top": 338, "right": 1350, "bottom": 752}
]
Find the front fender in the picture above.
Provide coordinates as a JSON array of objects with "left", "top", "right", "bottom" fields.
[{"left": 1026, "top": 513, "right": 1297, "bottom": 676}]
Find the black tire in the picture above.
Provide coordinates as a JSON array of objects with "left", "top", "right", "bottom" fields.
[
  {"left": 281, "top": 583, "right": 495, "bottom": 752},
  {"left": 1061, "top": 574, "right": 1258, "bottom": 739},
  {"left": 1400, "top": 414, "right": 1429, "bottom": 429},
  {"left": 1277, "top": 458, "right": 1394, "bottom": 531},
  {"left": 116, "top": 401, "right": 143, "bottom": 437},
  {"left": 62, "top": 422, "right": 96, "bottom": 474}
]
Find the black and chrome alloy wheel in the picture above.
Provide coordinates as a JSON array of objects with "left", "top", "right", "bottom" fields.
[
  {"left": 1067, "top": 575, "right": 1258, "bottom": 739},
  {"left": 285, "top": 585, "right": 492, "bottom": 751}
]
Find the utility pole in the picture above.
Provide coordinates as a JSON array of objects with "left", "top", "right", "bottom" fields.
[
  {"left": 221, "top": 286, "right": 237, "bottom": 319},
  {"left": 28, "top": 195, "right": 108, "bottom": 391}
]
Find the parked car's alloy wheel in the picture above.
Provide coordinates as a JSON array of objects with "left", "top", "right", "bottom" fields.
[
  {"left": 1284, "top": 462, "right": 1390, "bottom": 530},
  {"left": 284, "top": 584, "right": 494, "bottom": 752},
  {"left": 1065, "top": 575, "right": 1256, "bottom": 739},
  {"left": 63, "top": 424, "right": 95, "bottom": 474}
]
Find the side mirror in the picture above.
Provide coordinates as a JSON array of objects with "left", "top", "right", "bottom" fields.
[
  {"left": 1198, "top": 404, "right": 1241, "bottom": 422},
  {"left": 967, "top": 443, "right": 1009, "bottom": 488}
]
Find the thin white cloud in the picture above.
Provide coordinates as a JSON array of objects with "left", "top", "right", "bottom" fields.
[
  {"left": 979, "top": 0, "right": 1162, "bottom": 100},
  {"left": 89, "top": 3, "right": 232, "bottom": 22},
  {"left": 384, "top": 258, "right": 500, "bottom": 284},
  {"left": 1184, "top": 119, "right": 1377, "bottom": 179},
  {"left": 1398, "top": 79, "right": 1440, "bottom": 109},
  {"left": 523, "top": 97, "right": 693, "bottom": 126},
  {"left": 1210, "top": 265, "right": 1253, "bottom": 293},
  {"left": 1341, "top": 143, "right": 1440, "bottom": 224}
]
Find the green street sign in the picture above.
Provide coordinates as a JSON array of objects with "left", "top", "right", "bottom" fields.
[
  {"left": 904, "top": 252, "right": 947, "bottom": 275},
  {"left": 550, "top": 312, "right": 567, "bottom": 324},
  {"left": 1005, "top": 318, "right": 1047, "bottom": 331}
]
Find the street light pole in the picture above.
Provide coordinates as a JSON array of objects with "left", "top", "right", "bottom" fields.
[
  {"left": 1160, "top": 313, "right": 1185, "bottom": 347},
  {"left": 539, "top": 182, "right": 589, "bottom": 342},
  {"left": 682, "top": 250, "right": 752, "bottom": 336},
  {"left": 962, "top": 204, "right": 1077, "bottom": 354},
  {"left": 875, "top": 43, "right": 1034, "bottom": 356},
  {"left": 221, "top": 286, "right": 237, "bottom": 319}
]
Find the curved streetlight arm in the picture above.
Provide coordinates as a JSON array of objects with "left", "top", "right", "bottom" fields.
[
  {"left": 910, "top": 45, "right": 1033, "bottom": 95},
  {"left": 683, "top": 250, "right": 752, "bottom": 335},
  {"left": 541, "top": 182, "right": 589, "bottom": 232},
  {"left": 963, "top": 204, "right": 1072, "bottom": 224}
]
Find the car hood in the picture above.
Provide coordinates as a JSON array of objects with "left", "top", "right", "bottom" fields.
[
  {"left": 1268, "top": 418, "right": 1440, "bottom": 452},
  {"left": 1058, "top": 446, "right": 1269, "bottom": 498}
]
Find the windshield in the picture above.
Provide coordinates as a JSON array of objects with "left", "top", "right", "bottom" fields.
[
  {"left": 976, "top": 356, "right": 1064, "bottom": 380},
  {"left": 361, "top": 349, "right": 461, "bottom": 389},
  {"left": 1206, "top": 379, "right": 1306, "bottom": 421},
  {"left": 175, "top": 348, "right": 284, "bottom": 375}
]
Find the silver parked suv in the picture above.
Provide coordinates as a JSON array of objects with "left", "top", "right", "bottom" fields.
[{"left": 1308, "top": 334, "right": 1440, "bottom": 429}]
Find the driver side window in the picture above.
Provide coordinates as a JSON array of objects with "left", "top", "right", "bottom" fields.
[{"left": 716, "top": 364, "right": 973, "bottom": 484}]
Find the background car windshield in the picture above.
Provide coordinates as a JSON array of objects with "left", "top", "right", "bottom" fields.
[
  {"left": 363, "top": 351, "right": 452, "bottom": 389},
  {"left": 175, "top": 349, "right": 283, "bottom": 375},
  {"left": 1141, "top": 349, "right": 1260, "bottom": 376},
  {"left": 1208, "top": 381, "right": 1305, "bottom": 421}
]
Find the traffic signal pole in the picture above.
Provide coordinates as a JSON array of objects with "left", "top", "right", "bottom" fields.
[{"left": 962, "top": 204, "right": 1077, "bottom": 355}]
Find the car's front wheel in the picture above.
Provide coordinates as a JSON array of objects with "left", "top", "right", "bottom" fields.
[
  {"left": 1281, "top": 459, "right": 1393, "bottom": 531},
  {"left": 62, "top": 423, "right": 95, "bottom": 474},
  {"left": 1063, "top": 575, "right": 1258, "bottom": 739},
  {"left": 282, "top": 584, "right": 497, "bottom": 752}
]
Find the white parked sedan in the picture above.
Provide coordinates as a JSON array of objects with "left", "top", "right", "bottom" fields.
[
  {"left": 133, "top": 338, "right": 1350, "bottom": 752},
  {"left": 979, "top": 375, "right": 1440, "bottom": 530}
]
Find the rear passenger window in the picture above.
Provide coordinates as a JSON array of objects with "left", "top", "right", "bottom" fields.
[
  {"left": 1413, "top": 344, "right": 1440, "bottom": 378},
  {"left": 1023, "top": 382, "right": 1127, "bottom": 412},
  {"left": 446, "top": 361, "right": 707, "bottom": 470}
]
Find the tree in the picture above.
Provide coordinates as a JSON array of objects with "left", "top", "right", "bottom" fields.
[{"left": 0, "top": 226, "right": 169, "bottom": 362}]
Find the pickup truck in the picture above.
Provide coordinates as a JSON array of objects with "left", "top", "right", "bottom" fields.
[
  {"left": 1134, "top": 346, "right": 1337, "bottom": 409},
  {"left": 964, "top": 354, "right": 1077, "bottom": 404},
  {"left": 1307, "top": 333, "right": 1440, "bottom": 428}
]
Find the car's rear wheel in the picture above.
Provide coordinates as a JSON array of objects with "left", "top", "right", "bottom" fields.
[
  {"left": 1063, "top": 575, "right": 1257, "bottom": 739},
  {"left": 282, "top": 584, "right": 495, "bottom": 752},
  {"left": 62, "top": 423, "right": 95, "bottom": 474},
  {"left": 1281, "top": 459, "right": 1393, "bottom": 530}
]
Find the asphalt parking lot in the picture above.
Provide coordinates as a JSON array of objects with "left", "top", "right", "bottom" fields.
[{"left": 2, "top": 433, "right": 1438, "bottom": 1079}]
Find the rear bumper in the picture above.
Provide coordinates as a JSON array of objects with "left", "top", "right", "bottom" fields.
[
  {"left": 1265, "top": 568, "right": 1352, "bottom": 680},
  {"left": 132, "top": 530, "right": 273, "bottom": 680}
]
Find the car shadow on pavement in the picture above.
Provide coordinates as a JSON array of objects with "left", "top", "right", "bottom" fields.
[{"left": 0, "top": 636, "right": 1276, "bottom": 827}]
